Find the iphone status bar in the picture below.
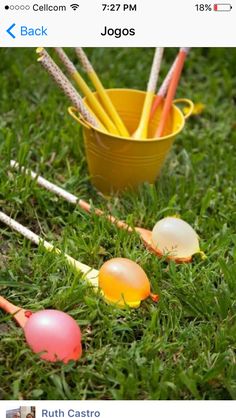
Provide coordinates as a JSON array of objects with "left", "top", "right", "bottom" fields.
[{"left": 1, "top": 0, "right": 235, "bottom": 46}]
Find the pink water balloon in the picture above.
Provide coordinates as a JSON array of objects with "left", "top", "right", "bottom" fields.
[
  {"left": 0, "top": 296, "right": 82, "bottom": 363},
  {"left": 24, "top": 310, "right": 82, "bottom": 363}
]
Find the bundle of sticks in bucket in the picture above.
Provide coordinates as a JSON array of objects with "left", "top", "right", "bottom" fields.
[{"left": 37, "top": 47, "right": 190, "bottom": 139}]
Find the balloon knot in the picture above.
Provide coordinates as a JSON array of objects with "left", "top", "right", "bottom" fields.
[
  {"left": 25, "top": 310, "right": 33, "bottom": 318},
  {"left": 172, "top": 214, "right": 181, "bottom": 219},
  {"left": 150, "top": 293, "right": 159, "bottom": 303},
  {"left": 199, "top": 250, "right": 207, "bottom": 260}
]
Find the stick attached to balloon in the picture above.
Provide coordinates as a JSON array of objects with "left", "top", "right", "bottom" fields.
[
  {"left": 132, "top": 47, "right": 164, "bottom": 139},
  {"left": 0, "top": 295, "right": 28, "bottom": 328},
  {"left": 75, "top": 47, "right": 129, "bottom": 137},
  {"left": 36, "top": 48, "right": 104, "bottom": 131},
  {"left": 10, "top": 160, "right": 133, "bottom": 233},
  {"left": 0, "top": 206, "right": 158, "bottom": 307},
  {"left": 154, "top": 47, "right": 190, "bottom": 138},
  {"left": 0, "top": 210, "right": 99, "bottom": 286},
  {"left": 0, "top": 295, "right": 82, "bottom": 363},
  {"left": 54, "top": 48, "right": 119, "bottom": 135},
  {"left": 10, "top": 160, "right": 201, "bottom": 263}
]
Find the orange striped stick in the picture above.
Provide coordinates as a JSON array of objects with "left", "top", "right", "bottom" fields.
[
  {"left": 155, "top": 48, "right": 190, "bottom": 138},
  {"left": 149, "top": 56, "right": 178, "bottom": 120}
]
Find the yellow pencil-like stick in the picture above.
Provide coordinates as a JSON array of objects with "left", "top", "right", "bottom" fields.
[
  {"left": 75, "top": 48, "right": 130, "bottom": 137},
  {"left": 36, "top": 48, "right": 105, "bottom": 131},
  {"left": 132, "top": 48, "right": 164, "bottom": 140},
  {"left": 54, "top": 48, "right": 119, "bottom": 135}
]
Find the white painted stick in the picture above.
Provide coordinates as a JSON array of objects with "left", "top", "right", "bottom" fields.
[
  {"left": 75, "top": 48, "right": 93, "bottom": 73},
  {"left": 0, "top": 210, "right": 98, "bottom": 287},
  {"left": 37, "top": 48, "right": 100, "bottom": 129},
  {"left": 158, "top": 56, "right": 178, "bottom": 98},
  {"left": 11, "top": 160, "right": 78, "bottom": 205},
  {"left": 147, "top": 47, "right": 164, "bottom": 93},
  {"left": 54, "top": 47, "right": 77, "bottom": 76},
  {"left": 10, "top": 160, "right": 133, "bottom": 232}
]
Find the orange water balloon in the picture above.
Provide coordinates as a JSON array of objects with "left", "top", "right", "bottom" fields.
[{"left": 99, "top": 258, "right": 158, "bottom": 308}]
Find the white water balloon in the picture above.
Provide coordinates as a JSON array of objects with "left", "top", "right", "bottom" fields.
[{"left": 152, "top": 217, "right": 200, "bottom": 259}]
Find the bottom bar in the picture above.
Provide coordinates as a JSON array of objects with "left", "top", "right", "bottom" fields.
[{"left": 1, "top": 401, "right": 236, "bottom": 418}]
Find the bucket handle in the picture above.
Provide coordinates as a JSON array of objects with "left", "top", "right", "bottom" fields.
[
  {"left": 68, "top": 99, "right": 194, "bottom": 130},
  {"left": 173, "top": 98, "right": 194, "bottom": 120},
  {"left": 68, "top": 106, "right": 92, "bottom": 130}
]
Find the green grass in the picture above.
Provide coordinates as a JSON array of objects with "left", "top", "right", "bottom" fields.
[{"left": 0, "top": 48, "right": 236, "bottom": 400}]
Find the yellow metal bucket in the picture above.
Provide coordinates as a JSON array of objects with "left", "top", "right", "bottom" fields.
[{"left": 68, "top": 89, "right": 193, "bottom": 195}]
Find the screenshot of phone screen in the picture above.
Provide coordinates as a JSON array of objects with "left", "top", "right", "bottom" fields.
[{"left": 0, "top": 0, "right": 235, "bottom": 416}]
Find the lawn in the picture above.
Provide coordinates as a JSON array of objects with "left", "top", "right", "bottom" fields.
[{"left": 0, "top": 48, "right": 236, "bottom": 400}]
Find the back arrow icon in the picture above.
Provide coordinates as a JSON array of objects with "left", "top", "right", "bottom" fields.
[{"left": 6, "top": 23, "right": 16, "bottom": 39}]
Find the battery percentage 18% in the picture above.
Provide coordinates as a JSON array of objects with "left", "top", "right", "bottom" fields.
[{"left": 195, "top": 4, "right": 212, "bottom": 11}]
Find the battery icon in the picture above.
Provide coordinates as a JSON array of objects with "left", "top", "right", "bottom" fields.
[{"left": 214, "top": 3, "right": 232, "bottom": 11}]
